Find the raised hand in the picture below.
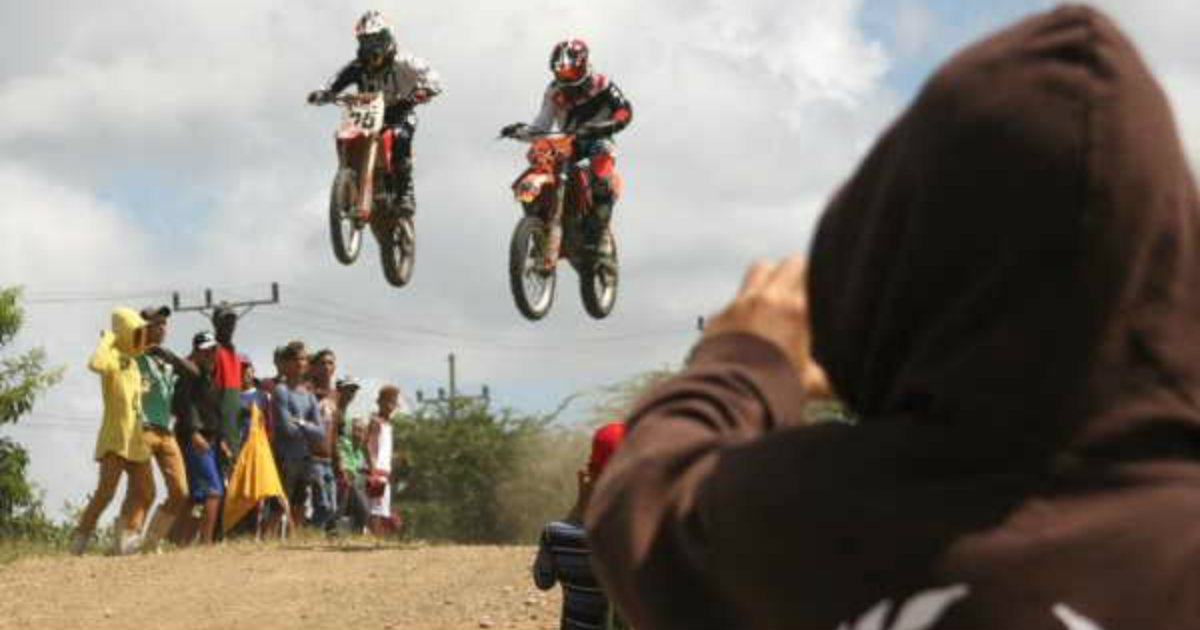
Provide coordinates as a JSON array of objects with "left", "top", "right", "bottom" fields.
[{"left": 704, "top": 256, "right": 831, "bottom": 398}]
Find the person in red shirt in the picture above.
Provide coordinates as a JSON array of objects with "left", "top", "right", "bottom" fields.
[{"left": 210, "top": 304, "right": 243, "bottom": 472}]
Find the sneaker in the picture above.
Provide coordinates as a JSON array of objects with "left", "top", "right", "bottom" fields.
[
  {"left": 117, "top": 532, "right": 142, "bottom": 556},
  {"left": 69, "top": 533, "right": 90, "bottom": 556}
]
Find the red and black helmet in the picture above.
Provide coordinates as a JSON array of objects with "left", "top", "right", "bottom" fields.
[{"left": 549, "top": 39, "right": 591, "bottom": 87}]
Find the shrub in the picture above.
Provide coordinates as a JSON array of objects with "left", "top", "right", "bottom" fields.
[{"left": 395, "top": 399, "right": 586, "bottom": 543}]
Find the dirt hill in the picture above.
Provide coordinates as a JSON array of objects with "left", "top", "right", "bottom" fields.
[{"left": 0, "top": 541, "right": 562, "bottom": 630}]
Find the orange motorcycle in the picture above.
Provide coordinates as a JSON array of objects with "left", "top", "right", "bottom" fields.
[
  {"left": 504, "top": 131, "right": 619, "bottom": 320},
  {"left": 318, "top": 92, "right": 415, "bottom": 287}
]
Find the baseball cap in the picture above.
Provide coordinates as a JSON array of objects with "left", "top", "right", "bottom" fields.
[
  {"left": 588, "top": 421, "right": 626, "bottom": 478},
  {"left": 192, "top": 331, "right": 217, "bottom": 350},
  {"left": 336, "top": 375, "right": 361, "bottom": 391},
  {"left": 212, "top": 303, "right": 238, "bottom": 322},
  {"left": 140, "top": 305, "right": 171, "bottom": 322}
]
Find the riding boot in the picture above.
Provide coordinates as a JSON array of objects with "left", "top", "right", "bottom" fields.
[
  {"left": 587, "top": 197, "right": 614, "bottom": 259},
  {"left": 393, "top": 163, "right": 416, "bottom": 218}
]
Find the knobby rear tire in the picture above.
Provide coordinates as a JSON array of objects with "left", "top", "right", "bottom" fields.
[
  {"left": 380, "top": 215, "right": 416, "bottom": 287},
  {"left": 580, "top": 230, "right": 618, "bottom": 319}
]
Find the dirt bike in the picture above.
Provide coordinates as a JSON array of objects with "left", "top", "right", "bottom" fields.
[
  {"left": 317, "top": 92, "right": 415, "bottom": 287},
  {"left": 504, "top": 130, "right": 619, "bottom": 320}
]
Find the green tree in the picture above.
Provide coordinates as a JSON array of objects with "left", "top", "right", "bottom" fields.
[
  {"left": 0, "top": 287, "right": 63, "bottom": 537},
  {"left": 392, "top": 367, "right": 709, "bottom": 544},
  {"left": 398, "top": 398, "right": 552, "bottom": 540}
]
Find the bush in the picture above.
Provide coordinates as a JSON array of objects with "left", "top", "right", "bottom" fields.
[
  {"left": 391, "top": 367, "right": 699, "bottom": 544},
  {"left": 0, "top": 439, "right": 65, "bottom": 542},
  {"left": 395, "top": 399, "right": 586, "bottom": 543},
  {"left": 0, "top": 287, "right": 63, "bottom": 542}
]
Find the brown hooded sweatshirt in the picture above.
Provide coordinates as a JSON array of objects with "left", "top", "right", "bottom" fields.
[{"left": 588, "top": 6, "right": 1200, "bottom": 629}]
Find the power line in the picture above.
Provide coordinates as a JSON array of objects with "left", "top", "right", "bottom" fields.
[
  {"left": 20, "top": 283, "right": 694, "bottom": 346},
  {"left": 21, "top": 284, "right": 276, "bottom": 305},
  {"left": 275, "top": 284, "right": 690, "bottom": 347},
  {"left": 24, "top": 292, "right": 173, "bottom": 305},
  {"left": 222, "top": 285, "right": 688, "bottom": 351},
  {"left": 257, "top": 305, "right": 688, "bottom": 354}
]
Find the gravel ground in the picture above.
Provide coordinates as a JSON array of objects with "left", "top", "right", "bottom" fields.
[{"left": 0, "top": 540, "right": 562, "bottom": 630}]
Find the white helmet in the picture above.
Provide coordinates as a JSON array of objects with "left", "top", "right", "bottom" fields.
[{"left": 354, "top": 11, "right": 396, "bottom": 69}]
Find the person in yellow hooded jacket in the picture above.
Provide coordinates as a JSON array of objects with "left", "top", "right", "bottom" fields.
[{"left": 70, "top": 307, "right": 156, "bottom": 555}]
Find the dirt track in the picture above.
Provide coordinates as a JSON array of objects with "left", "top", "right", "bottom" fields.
[{"left": 0, "top": 541, "right": 561, "bottom": 630}]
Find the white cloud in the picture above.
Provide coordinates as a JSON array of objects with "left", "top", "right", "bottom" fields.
[{"left": 893, "top": 0, "right": 938, "bottom": 57}]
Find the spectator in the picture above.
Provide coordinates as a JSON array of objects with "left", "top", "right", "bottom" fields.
[
  {"left": 225, "top": 354, "right": 278, "bottom": 536},
  {"left": 308, "top": 348, "right": 337, "bottom": 403},
  {"left": 70, "top": 307, "right": 155, "bottom": 555},
  {"left": 587, "top": 7, "right": 1200, "bottom": 629},
  {"left": 271, "top": 340, "right": 325, "bottom": 527},
  {"left": 366, "top": 385, "right": 402, "bottom": 537},
  {"left": 533, "top": 422, "right": 626, "bottom": 630},
  {"left": 210, "top": 304, "right": 243, "bottom": 470},
  {"left": 333, "top": 377, "right": 370, "bottom": 534},
  {"left": 255, "top": 345, "right": 289, "bottom": 535},
  {"left": 172, "top": 331, "right": 226, "bottom": 545},
  {"left": 339, "top": 416, "right": 371, "bottom": 534},
  {"left": 258, "top": 345, "right": 286, "bottom": 396},
  {"left": 238, "top": 355, "right": 271, "bottom": 445},
  {"left": 135, "top": 305, "right": 199, "bottom": 553},
  {"left": 306, "top": 351, "right": 342, "bottom": 535},
  {"left": 223, "top": 393, "right": 290, "bottom": 540}
]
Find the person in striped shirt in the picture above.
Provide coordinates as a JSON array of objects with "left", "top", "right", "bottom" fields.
[{"left": 532, "top": 422, "right": 625, "bottom": 630}]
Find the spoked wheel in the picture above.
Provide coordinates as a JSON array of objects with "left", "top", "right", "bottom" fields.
[
  {"left": 380, "top": 215, "right": 416, "bottom": 287},
  {"left": 509, "top": 215, "right": 557, "bottom": 320},
  {"left": 580, "top": 230, "right": 619, "bottom": 319},
  {"left": 329, "top": 168, "right": 364, "bottom": 265}
]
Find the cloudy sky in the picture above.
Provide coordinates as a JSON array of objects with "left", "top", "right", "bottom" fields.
[{"left": 4, "top": 0, "right": 1200, "bottom": 517}]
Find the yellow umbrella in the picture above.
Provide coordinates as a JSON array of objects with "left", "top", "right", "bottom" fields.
[{"left": 223, "top": 403, "right": 287, "bottom": 533}]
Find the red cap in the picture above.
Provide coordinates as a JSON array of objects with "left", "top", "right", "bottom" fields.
[{"left": 588, "top": 421, "right": 626, "bottom": 478}]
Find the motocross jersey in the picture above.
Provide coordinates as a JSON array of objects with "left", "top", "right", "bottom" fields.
[
  {"left": 324, "top": 52, "right": 442, "bottom": 125},
  {"left": 521, "top": 74, "right": 633, "bottom": 139}
]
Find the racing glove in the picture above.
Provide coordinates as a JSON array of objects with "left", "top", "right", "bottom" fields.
[
  {"left": 307, "top": 89, "right": 333, "bottom": 105},
  {"left": 500, "top": 123, "right": 527, "bottom": 139}
]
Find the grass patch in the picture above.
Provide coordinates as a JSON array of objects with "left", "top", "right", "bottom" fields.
[{"left": 0, "top": 539, "right": 64, "bottom": 565}]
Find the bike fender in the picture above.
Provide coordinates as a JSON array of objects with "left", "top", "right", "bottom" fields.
[{"left": 513, "top": 171, "right": 555, "bottom": 204}]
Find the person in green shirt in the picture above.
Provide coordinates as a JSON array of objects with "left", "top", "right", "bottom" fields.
[
  {"left": 334, "top": 377, "right": 369, "bottom": 534},
  {"left": 135, "top": 305, "right": 200, "bottom": 552}
]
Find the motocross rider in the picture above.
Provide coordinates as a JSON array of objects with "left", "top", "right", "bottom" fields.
[
  {"left": 501, "top": 39, "right": 633, "bottom": 256},
  {"left": 307, "top": 10, "right": 442, "bottom": 217}
]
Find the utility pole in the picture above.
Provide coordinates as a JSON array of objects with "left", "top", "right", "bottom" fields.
[
  {"left": 173, "top": 282, "right": 280, "bottom": 319},
  {"left": 416, "top": 352, "right": 490, "bottom": 417}
]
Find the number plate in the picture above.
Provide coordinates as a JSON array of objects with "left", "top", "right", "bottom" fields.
[{"left": 338, "top": 93, "right": 385, "bottom": 138}]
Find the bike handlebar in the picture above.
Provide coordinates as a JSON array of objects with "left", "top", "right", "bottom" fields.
[
  {"left": 312, "top": 91, "right": 424, "bottom": 112},
  {"left": 330, "top": 92, "right": 381, "bottom": 106},
  {"left": 499, "top": 127, "right": 575, "bottom": 141}
]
